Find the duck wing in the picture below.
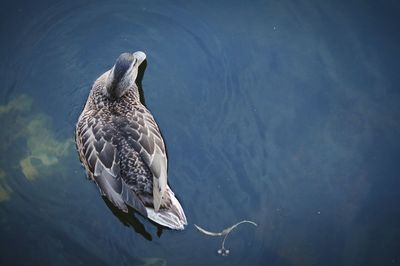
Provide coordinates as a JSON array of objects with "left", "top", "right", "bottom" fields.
[
  {"left": 135, "top": 107, "right": 168, "bottom": 211},
  {"left": 120, "top": 107, "right": 168, "bottom": 212},
  {"left": 77, "top": 116, "right": 147, "bottom": 216}
]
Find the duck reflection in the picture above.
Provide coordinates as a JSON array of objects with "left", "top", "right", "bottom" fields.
[{"left": 102, "top": 196, "right": 154, "bottom": 241}]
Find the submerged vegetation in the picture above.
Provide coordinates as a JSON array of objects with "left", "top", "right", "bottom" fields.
[
  {"left": 0, "top": 169, "right": 10, "bottom": 201},
  {"left": 19, "top": 114, "right": 72, "bottom": 180},
  {"left": 0, "top": 94, "right": 73, "bottom": 201}
]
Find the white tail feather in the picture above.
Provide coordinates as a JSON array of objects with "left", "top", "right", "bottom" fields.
[{"left": 146, "top": 187, "right": 187, "bottom": 230}]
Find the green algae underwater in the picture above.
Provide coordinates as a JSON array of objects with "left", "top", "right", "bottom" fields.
[{"left": 0, "top": 95, "right": 73, "bottom": 201}]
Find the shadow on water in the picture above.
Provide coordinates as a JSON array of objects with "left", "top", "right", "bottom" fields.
[
  {"left": 102, "top": 194, "right": 167, "bottom": 241},
  {"left": 136, "top": 59, "right": 147, "bottom": 107},
  {"left": 101, "top": 197, "right": 154, "bottom": 241}
]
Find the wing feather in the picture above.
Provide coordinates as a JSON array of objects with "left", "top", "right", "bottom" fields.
[
  {"left": 126, "top": 107, "right": 168, "bottom": 211},
  {"left": 78, "top": 118, "right": 147, "bottom": 216}
]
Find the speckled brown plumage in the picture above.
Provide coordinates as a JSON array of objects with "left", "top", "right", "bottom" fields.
[{"left": 75, "top": 52, "right": 187, "bottom": 229}]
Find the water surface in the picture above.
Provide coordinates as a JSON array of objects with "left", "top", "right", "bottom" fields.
[{"left": 0, "top": 0, "right": 399, "bottom": 265}]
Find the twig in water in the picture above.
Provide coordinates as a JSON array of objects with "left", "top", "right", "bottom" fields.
[{"left": 194, "top": 220, "right": 257, "bottom": 256}]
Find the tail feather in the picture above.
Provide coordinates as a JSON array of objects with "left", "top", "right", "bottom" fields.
[{"left": 146, "top": 187, "right": 187, "bottom": 230}]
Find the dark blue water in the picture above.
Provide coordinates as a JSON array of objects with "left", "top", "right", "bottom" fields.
[{"left": 1, "top": 0, "right": 400, "bottom": 265}]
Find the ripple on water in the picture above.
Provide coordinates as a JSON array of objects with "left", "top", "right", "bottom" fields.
[
  {"left": 0, "top": 1, "right": 258, "bottom": 265},
  {"left": 3, "top": 0, "right": 393, "bottom": 265}
]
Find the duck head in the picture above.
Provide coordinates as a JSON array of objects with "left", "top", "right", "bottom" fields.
[{"left": 105, "top": 51, "right": 146, "bottom": 99}]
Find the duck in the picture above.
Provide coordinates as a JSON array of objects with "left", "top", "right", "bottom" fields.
[{"left": 75, "top": 51, "right": 187, "bottom": 230}]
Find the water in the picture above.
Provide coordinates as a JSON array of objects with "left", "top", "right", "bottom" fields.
[{"left": 1, "top": 0, "right": 399, "bottom": 265}]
